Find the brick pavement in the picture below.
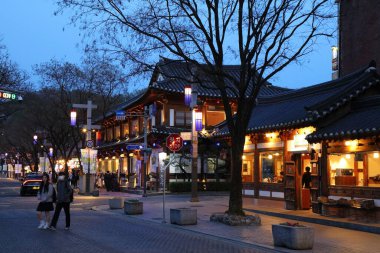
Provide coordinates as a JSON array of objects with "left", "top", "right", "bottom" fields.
[{"left": 95, "top": 189, "right": 380, "bottom": 253}]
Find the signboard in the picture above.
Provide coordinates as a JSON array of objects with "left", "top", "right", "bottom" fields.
[
  {"left": 115, "top": 110, "right": 126, "bottom": 120},
  {"left": 86, "top": 140, "right": 94, "bottom": 148},
  {"left": 80, "top": 149, "right": 98, "bottom": 174},
  {"left": 166, "top": 134, "right": 183, "bottom": 152},
  {"left": 127, "top": 144, "right": 142, "bottom": 150},
  {"left": 180, "top": 132, "right": 191, "bottom": 140},
  {"left": 0, "top": 91, "right": 21, "bottom": 100}
]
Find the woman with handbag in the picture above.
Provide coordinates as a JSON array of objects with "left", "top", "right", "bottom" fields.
[{"left": 36, "top": 172, "right": 54, "bottom": 229}]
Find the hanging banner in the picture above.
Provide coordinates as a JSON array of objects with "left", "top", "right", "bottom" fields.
[{"left": 80, "top": 148, "right": 98, "bottom": 174}]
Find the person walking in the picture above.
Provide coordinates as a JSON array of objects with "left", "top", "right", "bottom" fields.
[
  {"left": 36, "top": 172, "right": 54, "bottom": 229},
  {"left": 49, "top": 172, "right": 73, "bottom": 230}
]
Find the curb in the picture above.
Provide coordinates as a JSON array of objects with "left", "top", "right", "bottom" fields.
[{"left": 244, "top": 208, "right": 380, "bottom": 234}]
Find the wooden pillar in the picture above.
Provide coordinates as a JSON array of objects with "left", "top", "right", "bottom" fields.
[
  {"left": 320, "top": 141, "right": 329, "bottom": 196},
  {"left": 363, "top": 154, "right": 369, "bottom": 186}
]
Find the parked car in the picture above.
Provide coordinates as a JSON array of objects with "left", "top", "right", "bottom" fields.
[{"left": 20, "top": 173, "right": 43, "bottom": 196}]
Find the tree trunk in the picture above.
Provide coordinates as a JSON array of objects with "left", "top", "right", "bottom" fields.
[{"left": 228, "top": 130, "right": 245, "bottom": 215}]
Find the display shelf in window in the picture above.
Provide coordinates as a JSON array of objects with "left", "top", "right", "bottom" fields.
[{"left": 284, "top": 161, "right": 296, "bottom": 210}]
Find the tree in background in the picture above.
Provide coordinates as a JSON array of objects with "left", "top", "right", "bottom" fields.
[
  {"left": 0, "top": 42, "right": 30, "bottom": 91},
  {"left": 57, "top": 0, "right": 335, "bottom": 215}
]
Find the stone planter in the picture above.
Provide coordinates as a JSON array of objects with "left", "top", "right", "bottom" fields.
[
  {"left": 170, "top": 208, "right": 197, "bottom": 225},
  {"left": 124, "top": 200, "right": 143, "bottom": 215},
  {"left": 108, "top": 197, "right": 124, "bottom": 209},
  {"left": 272, "top": 224, "right": 314, "bottom": 250}
]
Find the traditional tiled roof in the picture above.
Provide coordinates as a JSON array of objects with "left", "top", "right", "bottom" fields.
[
  {"left": 93, "top": 90, "right": 148, "bottom": 123},
  {"left": 150, "top": 58, "right": 291, "bottom": 98},
  {"left": 96, "top": 126, "right": 193, "bottom": 150},
  {"left": 306, "top": 95, "right": 380, "bottom": 143},
  {"left": 215, "top": 66, "right": 380, "bottom": 136},
  {"left": 151, "top": 126, "right": 191, "bottom": 135}
]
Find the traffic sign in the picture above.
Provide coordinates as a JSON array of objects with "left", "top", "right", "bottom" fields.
[
  {"left": 166, "top": 134, "right": 183, "bottom": 152},
  {"left": 86, "top": 140, "right": 94, "bottom": 148},
  {"left": 127, "top": 144, "right": 142, "bottom": 150}
]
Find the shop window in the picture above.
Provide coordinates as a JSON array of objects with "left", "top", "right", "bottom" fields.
[
  {"left": 122, "top": 122, "right": 129, "bottom": 138},
  {"left": 368, "top": 152, "right": 380, "bottom": 187},
  {"left": 175, "top": 111, "right": 192, "bottom": 126},
  {"left": 328, "top": 152, "right": 380, "bottom": 187},
  {"left": 131, "top": 119, "right": 139, "bottom": 136},
  {"left": 260, "top": 151, "right": 283, "bottom": 183},
  {"left": 242, "top": 153, "right": 254, "bottom": 182},
  {"left": 329, "top": 154, "right": 356, "bottom": 186}
]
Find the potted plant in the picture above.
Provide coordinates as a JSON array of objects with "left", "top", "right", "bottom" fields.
[
  {"left": 272, "top": 222, "right": 314, "bottom": 250},
  {"left": 124, "top": 199, "right": 143, "bottom": 215}
]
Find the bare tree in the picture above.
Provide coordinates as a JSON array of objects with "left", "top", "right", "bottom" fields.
[
  {"left": 0, "top": 42, "right": 30, "bottom": 91},
  {"left": 57, "top": 0, "right": 334, "bottom": 214}
]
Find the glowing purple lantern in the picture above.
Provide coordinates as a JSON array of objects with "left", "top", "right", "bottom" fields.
[
  {"left": 70, "top": 111, "right": 77, "bottom": 126},
  {"left": 184, "top": 85, "right": 192, "bottom": 106},
  {"left": 195, "top": 110, "right": 203, "bottom": 131}
]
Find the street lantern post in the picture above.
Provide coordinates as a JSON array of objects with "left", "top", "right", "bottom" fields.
[{"left": 72, "top": 100, "right": 101, "bottom": 194}]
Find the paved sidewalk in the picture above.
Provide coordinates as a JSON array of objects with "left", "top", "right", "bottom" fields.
[{"left": 93, "top": 189, "right": 379, "bottom": 253}]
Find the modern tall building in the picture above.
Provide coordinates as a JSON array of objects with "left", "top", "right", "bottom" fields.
[{"left": 338, "top": 0, "right": 380, "bottom": 77}]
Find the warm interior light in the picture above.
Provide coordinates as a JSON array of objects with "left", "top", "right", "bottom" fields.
[
  {"left": 120, "top": 154, "right": 125, "bottom": 158},
  {"left": 345, "top": 140, "right": 358, "bottom": 147},
  {"left": 112, "top": 156, "right": 116, "bottom": 160},
  {"left": 268, "top": 154, "right": 273, "bottom": 159},
  {"left": 274, "top": 153, "right": 280, "bottom": 156},
  {"left": 82, "top": 128, "right": 87, "bottom": 133},
  {"left": 242, "top": 155, "right": 246, "bottom": 160},
  {"left": 345, "top": 154, "right": 351, "bottom": 159},
  {"left": 374, "top": 152, "right": 379, "bottom": 159},
  {"left": 105, "top": 157, "right": 109, "bottom": 160},
  {"left": 129, "top": 153, "right": 134, "bottom": 157}
]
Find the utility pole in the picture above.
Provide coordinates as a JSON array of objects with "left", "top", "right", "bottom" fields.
[{"left": 72, "top": 100, "right": 100, "bottom": 194}]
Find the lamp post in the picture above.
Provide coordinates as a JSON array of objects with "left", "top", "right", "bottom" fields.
[
  {"left": 33, "top": 135, "right": 38, "bottom": 172},
  {"left": 185, "top": 83, "right": 200, "bottom": 202},
  {"left": 72, "top": 100, "right": 100, "bottom": 195}
]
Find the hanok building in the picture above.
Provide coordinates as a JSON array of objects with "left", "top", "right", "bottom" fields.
[
  {"left": 216, "top": 63, "right": 380, "bottom": 221},
  {"left": 95, "top": 58, "right": 289, "bottom": 189}
]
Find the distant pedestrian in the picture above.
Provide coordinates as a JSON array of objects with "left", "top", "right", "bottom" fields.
[
  {"left": 104, "top": 171, "right": 111, "bottom": 191},
  {"left": 302, "top": 166, "right": 312, "bottom": 188},
  {"left": 49, "top": 172, "right": 73, "bottom": 230},
  {"left": 36, "top": 172, "right": 54, "bottom": 229},
  {"left": 71, "top": 170, "right": 78, "bottom": 189}
]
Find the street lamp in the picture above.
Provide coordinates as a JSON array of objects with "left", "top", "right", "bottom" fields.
[
  {"left": 184, "top": 83, "right": 200, "bottom": 202},
  {"left": 70, "top": 110, "right": 77, "bottom": 126},
  {"left": 33, "top": 135, "right": 38, "bottom": 172}
]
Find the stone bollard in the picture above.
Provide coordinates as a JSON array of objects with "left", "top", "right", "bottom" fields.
[
  {"left": 170, "top": 208, "right": 197, "bottom": 225},
  {"left": 124, "top": 199, "right": 143, "bottom": 215},
  {"left": 108, "top": 197, "right": 124, "bottom": 209}
]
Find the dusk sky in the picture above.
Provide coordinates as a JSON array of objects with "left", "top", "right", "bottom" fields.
[{"left": 0, "top": 0, "right": 337, "bottom": 90}]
